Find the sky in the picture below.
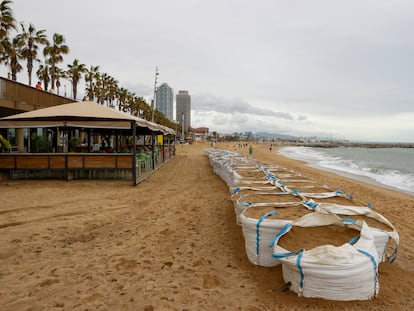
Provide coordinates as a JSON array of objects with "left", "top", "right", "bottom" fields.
[{"left": 4, "top": 0, "right": 414, "bottom": 142}]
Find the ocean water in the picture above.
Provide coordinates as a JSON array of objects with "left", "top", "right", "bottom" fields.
[{"left": 278, "top": 146, "right": 414, "bottom": 195}]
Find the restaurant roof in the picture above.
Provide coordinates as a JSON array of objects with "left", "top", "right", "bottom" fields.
[{"left": 0, "top": 101, "right": 175, "bottom": 135}]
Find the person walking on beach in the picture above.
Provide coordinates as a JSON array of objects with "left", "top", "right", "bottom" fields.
[
  {"left": 36, "top": 81, "right": 42, "bottom": 90},
  {"left": 249, "top": 144, "right": 253, "bottom": 157}
]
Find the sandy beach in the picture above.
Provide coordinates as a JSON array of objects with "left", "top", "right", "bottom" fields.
[{"left": 1, "top": 142, "right": 414, "bottom": 310}]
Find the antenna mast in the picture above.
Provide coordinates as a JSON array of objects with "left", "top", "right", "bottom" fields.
[{"left": 151, "top": 66, "right": 159, "bottom": 123}]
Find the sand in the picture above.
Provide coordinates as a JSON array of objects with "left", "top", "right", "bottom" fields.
[{"left": 1, "top": 142, "right": 414, "bottom": 310}]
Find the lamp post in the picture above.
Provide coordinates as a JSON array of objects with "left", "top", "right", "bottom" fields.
[
  {"left": 181, "top": 112, "right": 185, "bottom": 142},
  {"left": 151, "top": 66, "right": 159, "bottom": 123},
  {"left": 174, "top": 120, "right": 178, "bottom": 141}
]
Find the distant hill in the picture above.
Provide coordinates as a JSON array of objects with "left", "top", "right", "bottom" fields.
[{"left": 254, "top": 132, "right": 298, "bottom": 140}]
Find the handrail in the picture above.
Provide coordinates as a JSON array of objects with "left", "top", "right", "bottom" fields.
[{"left": 0, "top": 76, "right": 73, "bottom": 114}]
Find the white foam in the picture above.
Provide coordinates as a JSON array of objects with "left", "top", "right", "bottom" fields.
[{"left": 278, "top": 147, "right": 414, "bottom": 194}]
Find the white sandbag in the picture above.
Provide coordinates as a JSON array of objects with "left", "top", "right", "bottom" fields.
[
  {"left": 239, "top": 203, "right": 318, "bottom": 267},
  {"left": 234, "top": 192, "right": 304, "bottom": 225},
  {"left": 240, "top": 210, "right": 292, "bottom": 267},
  {"left": 271, "top": 213, "right": 379, "bottom": 301},
  {"left": 306, "top": 202, "right": 399, "bottom": 263},
  {"left": 230, "top": 185, "right": 278, "bottom": 196},
  {"left": 294, "top": 189, "right": 353, "bottom": 200}
]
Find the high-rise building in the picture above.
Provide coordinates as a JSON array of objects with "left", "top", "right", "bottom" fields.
[
  {"left": 176, "top": 90, "right": 191, "bottom": 132},
  {"left": 156, "top": 83, "right": 174, "bottom": 120}
]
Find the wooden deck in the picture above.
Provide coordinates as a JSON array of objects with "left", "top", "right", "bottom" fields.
[
  {"left": 0, "top": 144, "right": 175, "bottom": 184},
  {"left": 0, "top": 153, "right": 137, "bottom": 182},
  {"left": 0, "top": 153, "right": 133, "bottom": 170}
]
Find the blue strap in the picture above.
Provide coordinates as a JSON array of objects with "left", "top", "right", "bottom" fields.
[
  {"left": 388, "top": 245, "right": 398, "bottom": 263},
  {"left": 232, "top": 187, "right": 240, "bottom": 194},
  {"left": 357, "top": 249, "right": 378, "bottom": 294},
  {"left": 297, "top": 250, "right": 304, "bottom": 290},
  {"left": 335, "top": 189, "right": 343, "bottom": 195},
  {"left": 291, "top": 189, "right": 300, "bottom": 195},
  {"left": 367, "top": 202, "right": 371, "bottom": 209},
  {"left": 303, "top": 200, "right": 318, "bottom": 210},
  {"left": 348, "top": 236, "right": 360, "bottom": 244},
  {"left": 256, "top": 211, "right": 278, "bottom": 255},
  {"left": 272, "top": 250, "right": 299, "bottom": 259},
  {"left": 240, "top": 201, "right": 252, "bottom": 207},
  {"left": 342, "top": 218, "right": 356, "bottom": 224},
  {"left": 269, "top": 223, "right": 292, "bottom": 248}
]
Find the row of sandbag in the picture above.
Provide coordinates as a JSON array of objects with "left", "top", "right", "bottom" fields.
[{"left": 206, "top": 148, "right": 399, "bottom": 301}]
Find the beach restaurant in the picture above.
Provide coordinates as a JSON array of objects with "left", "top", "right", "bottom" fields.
[{"left": 0, "top": 101, "right": 175, "bottom": 185}]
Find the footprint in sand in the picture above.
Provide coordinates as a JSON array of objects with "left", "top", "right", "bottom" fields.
[
  {"left": 202, "top": 274, "right": 221, "bottom": 289},
  {"left": 115, "top": 258, "right": 138, "bottom": 270}
]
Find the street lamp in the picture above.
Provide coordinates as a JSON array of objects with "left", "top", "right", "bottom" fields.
[
  {"left": 181, "top": 112, "right": 185, "bottom": 142},
  {"left": 151, "top": 66, "right": 159, "bottom": 123}
]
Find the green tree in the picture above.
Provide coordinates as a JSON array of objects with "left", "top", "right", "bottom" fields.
[
  {"left": 117, "top": 87, "right": 129, "bottom": 112},
  {"left": 43, "top": 33, "right": 69, "bottom": 91},
  {"left": 37, "top": 63, "right": 50, "bottom": 91},
  {"left": 67, "top": 58, "right": 86, "bottom": 100},
  {"left": 0, "top": 34, "right": 24, "bottom": 81},
  {"left": 106, "top": 75, "right": 118, "bottom": 108},
  {"left": 18, "top": 22, "right": 48, "bottom": 86},
  {"left": 0, "top": 0, "right": 16, "bottom": 53},
  {"left": 54, "top": 66, "right": 66, "bottom": 96},
  {"left": 84, "top": 65, "right": 99, "bottom": 101}
]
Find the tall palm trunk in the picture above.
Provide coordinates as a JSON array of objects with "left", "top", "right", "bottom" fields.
[
  {"left": 27, "top": 55, "right": 33, "bottom": 85},
  {"left": 72, "top": 79, "right": 78, "bottom": 100}
]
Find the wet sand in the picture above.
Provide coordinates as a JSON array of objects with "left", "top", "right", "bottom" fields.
[{"left": 1, "top": 142, "right": 413, "bottom": 310}]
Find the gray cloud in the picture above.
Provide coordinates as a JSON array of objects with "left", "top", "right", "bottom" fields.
[{"left": 192, "top": 94, "right": 294, "bottom": 120}]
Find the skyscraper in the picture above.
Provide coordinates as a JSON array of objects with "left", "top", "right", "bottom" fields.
[
  {"left": 156, "top": 83, "right": 174, "bottom": 120},
  {"left": 176, "top": 90, "right": 191, "bottom": 132}
]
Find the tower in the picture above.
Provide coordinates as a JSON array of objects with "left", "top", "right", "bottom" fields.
[
  {"left": 176, "top": 90, "right": 191, "bottom": 133},
  {"left": 156, "top": 83, "right": 174, "bottom": 120}
]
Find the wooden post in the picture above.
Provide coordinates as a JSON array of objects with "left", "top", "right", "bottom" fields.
[
  {"left": 132, "top": 121, "right": 137, "bottom": 186},
  {"left": 152, "top": 133, "right": 155, "bottom": 169}
]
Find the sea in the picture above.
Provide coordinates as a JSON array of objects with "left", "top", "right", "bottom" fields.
[{"left": 278, "top": 146, "right": 414, "bottom": 195}]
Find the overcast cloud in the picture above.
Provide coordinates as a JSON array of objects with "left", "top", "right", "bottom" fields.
[{"left": 4, "top": 0, "right": 414, "bottom": 142}]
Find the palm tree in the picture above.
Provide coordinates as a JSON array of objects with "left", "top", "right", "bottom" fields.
[
  {"left": 43, "top": 33, "right": 69, "bottom": 91},
  {"left": 37, "top": 63, "right": 50, "bottom": 91},
  {"left": 106, "top": 76, "right": 118, "bottom": 108},
  {"left": 84, "top": 65, "right": 99, "bottom": 101},
  {"left": 137, "top": 97, "right": 151, "bottom": 120},
  {"left": 95, "top": 72, "right": 115, "bottom": 106},
  {"left": 0, "top": 34, "right": 24, "bottom": 81},
  {"left": 54, "top": 66, "right": 66, "bottom": 96},
  {"left": 117, "top": 87, "right": 129, "bottom": 112},
  {"left": 67, "top": 58, "right": 86, "bottom": 100},
  {"left": 0, "top": 0, "right": 16, "bottom": 51},
  {"left": 18, "top": 22, "right": 48, "bottom": 86}
]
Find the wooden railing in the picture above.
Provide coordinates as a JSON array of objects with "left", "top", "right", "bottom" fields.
[
  {"left": 0, "top": 77, "right": 73, "bottom": 115},
  {"left": 0, "top": 150, "right": 174, "bottom": 184},
  {"left": 0, "top": 153, "right": 132, "bottom": 169}
]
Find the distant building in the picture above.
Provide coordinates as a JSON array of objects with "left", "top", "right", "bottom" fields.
[
  {"left": 189, "top": 126, "right": 209, "bottom": 141},
  {"left": 156, "top": 83, "right": 174, "bottom": 120},
  {"left": 176, "top": 90, "right": 191, "bottom": 132}
]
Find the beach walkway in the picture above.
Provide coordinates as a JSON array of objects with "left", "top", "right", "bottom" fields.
[{"left": 1, "top": 143, "right": 413, "bottom": 310}]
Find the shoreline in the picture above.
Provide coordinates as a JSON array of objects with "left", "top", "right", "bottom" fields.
[
  {"left": 306, "top": 163, "right": 414, "bottom": 197},
  {"left": 276, "top": 145, "right": 414, "bottom": 197}
]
